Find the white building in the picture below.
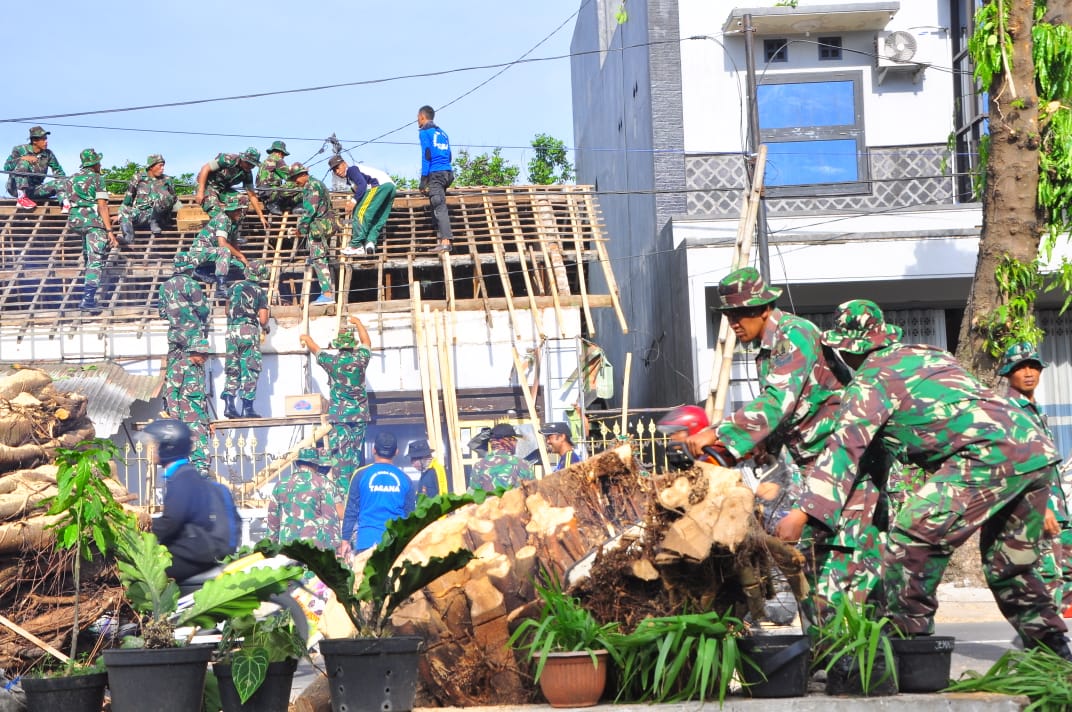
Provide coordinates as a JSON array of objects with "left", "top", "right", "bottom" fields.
[{"left": 570, "top": 0, "right": 1072, "bottom": 452}]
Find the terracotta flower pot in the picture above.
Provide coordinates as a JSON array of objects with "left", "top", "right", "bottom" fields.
[{"left": 538, "top": 650, "right": 609, "bottom": 708}]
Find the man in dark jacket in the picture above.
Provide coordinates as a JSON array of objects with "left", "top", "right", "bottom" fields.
[{"left": 145, "top": 419, "right": 233, "bottom": 581}]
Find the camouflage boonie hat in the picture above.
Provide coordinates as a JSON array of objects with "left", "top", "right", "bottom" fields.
[
  {"left": 246, "top": 259, "right": 270, "bottom": 282},
  {"left": 146, "top": 154, "right": 165, "bottom": 167},
  {"left": 331, "top": 330, "right": 357, "bottom": 349},
  {"left": 79, "top": 148, "right": 103, "bottom": 168},
  {"left": 239, "top": 147, "right": 261, "bottom": 166},
  {"left": 294, "top": 447, "right": 335, "bottom": 468},
  {"left": 223, "top": 192, "right": 250, "bottom": 211},
  {"left": 822, "top": 299, "right": 903, "bottom": 355},
  {"left": 716, "top": 267, "right": 783, "bottom": 310},
  {"left": 998, "top": 341, "right": 1048, "bottom": 376},
  {"left": 288, "top": 162, "right": 310, "bottom": 179},
  {"left": 189, "top": 337, "right": 210, "bottom": 354},
  {"left": 28, "top": 126, "right": 49, "bottom": 139},
  {"left": 267, "top": 140, "right": 289, "bottom": 156}
]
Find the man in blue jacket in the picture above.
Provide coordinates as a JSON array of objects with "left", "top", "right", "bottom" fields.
[
  {"left": 341, "top": 431, "right": 416, "bottom": 555},
  {"left": 145, "top": 419, "right": 234, "bottom": 580},
  {"left": 417, "top": 105, "right": 454, "bottom": 253}
]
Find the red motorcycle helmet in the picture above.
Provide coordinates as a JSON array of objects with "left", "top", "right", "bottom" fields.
[{"left": 656, "top": 405, "right": 710, "bottom": 436}]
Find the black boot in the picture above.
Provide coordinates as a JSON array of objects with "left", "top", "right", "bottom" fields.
[
  {"left": 222, "top": 394, "right": 240, "bottom": 419},
  {"left": 149, "top": 218, "right": 163, "bottom": 235},
  {"left": 1027, "top": 632, "right": 1072, "bottom": 661},
  {"left": 216, "top": 276, "right": 228, "bottom": 301},
  {"left": 118, "top": 220, "right": 135, "bottom": 245},
  {"left": 241, "top": 398, "right": 262, "bottom": 418},
  {"left": 78, "top": 286, "right": 100, "bottom": 313}
]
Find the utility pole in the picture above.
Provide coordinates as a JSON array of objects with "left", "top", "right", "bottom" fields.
[{"left": 742, "top": 14, "right": 771, "bottom": 282}]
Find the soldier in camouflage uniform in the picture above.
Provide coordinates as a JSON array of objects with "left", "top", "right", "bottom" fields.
[
  {"left": 257, "top": 141, "right": 299, "bottom": 215},
  {"left": 299, "top": 315, "right": 372, "bottom": 492},
  {"left": 469, "top": 423, "right": 534, "bottom": 492},
  {"left": 289, "top": 162, "right": 335, "bottom": 305},
  {"left": 4, "top": 125, "right": 68, "bottom": 209},
  {"left": 68, "top": 149, "right": 117, "bottom": 313},
  {"left": 159, "top": 252, "right": 210, "bottom": 417},
  {"left": 187, "top": 192, "right": 249, "bottom": 298},
  {"left": 172, "top": 337, "right": 214, "bottom": 476},
  {"left": 194, "top": 147, "right": 269, "bottom": 232},
  {"left": 1000, "top": 342, "right": 1072, "bottom": 612},
  {"left": 687, "top": 267, "right": 887, "bottom": 623},
  {"left": 117, "top": 154, "right": 177, "bottom": 242},
  {"left": 266, "top": 448, "right": 342, "bottom": 548},
  {"left": 788, "top": 299, "right": 1070, "bottom": 656},
  {"left": 223, "top": 260, "right": 270, "bottom": 419}
]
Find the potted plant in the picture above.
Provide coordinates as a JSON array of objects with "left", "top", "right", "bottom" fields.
[
  {"left": 813, "top": 595, "right": 898, "bottom": 696},
  {"left": 257, "top": 488, "right": 496, "bottom": 712},
  {"left": 213, "top": 610, "right": 306, "bottom": 711},
  {"left": 105, "top": 527, "right": 305, "bottom": 712},
  {"left": 23, "top": 439, "right": 135, "bottom": 712},
  {"left": 507, "top": 571, "right": 619, "bottom": 708}
]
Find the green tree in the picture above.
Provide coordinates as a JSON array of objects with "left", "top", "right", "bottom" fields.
[
  {"left": 101, "top": 160, "right": 195, "bottom": 196},
  {"left": 391, "top": 173, "right": 420, "bottom": 191},
  {"left": 527, "top": 134, "right": 574, "bottom": 185},
  {"left": 955, "top": 2, "right": 1072, "bottom": 379},
  {"left": 452, "top": 148, "right": 520, "bottom": 187}
]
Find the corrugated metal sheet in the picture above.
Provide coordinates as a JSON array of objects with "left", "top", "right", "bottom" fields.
[{"left": 0, "top": 362, "right": 161, "bottom": 437}]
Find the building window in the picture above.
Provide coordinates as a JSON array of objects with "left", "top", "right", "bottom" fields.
[
  {"left": 756, "top": 71, "right": 868, "bottom": 196},
  {"left": 818, "top": 36, "right": 842, "bottom": 60},
  {"left": 764, "top": 39, "right": 788, "bottom": 63}
]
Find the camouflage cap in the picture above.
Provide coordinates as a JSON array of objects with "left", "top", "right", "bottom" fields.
[
  {"left": 294, "top": 447, "right": 335, "bottom": 468},
  {"left": 79, "top": 148, "right": 103, "bottom": 168},
  {"left": 146, "top": 154, "right": 165, "bottom": 167},
  {"left": 28, "top": 126, "right": 49, "bottom": 139},
  {"left": 716, "top": 267, "right": 782, "bottom": 310},
  {"left": 245, "top": 259, "right": 270, "bottom": 282},
  {"left": 267, "top": 140, "right": 289, "bottom": 156},
  {"left": 822, "top": 299, "right": 903, "bottom": 355},
  {"left": 998, "top": 341, "right": 1048, "bottom": 376},
  {"left": 239, "top": 147, "right": 261, "bottom": 166},
  {"left": 288, "top": 162, "right": 310, "bottom": 179},
  {"left": 331, "top": 330, "right": 357, "bottom": 349},
  {"left": 189, "top": 337, "right": 210, "bottom": 354},
  {"left": 223, "top": 192, "right": 250, "bottom": 211}
]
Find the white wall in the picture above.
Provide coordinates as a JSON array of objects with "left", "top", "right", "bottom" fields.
[{"left": 679, "top": 0, "right": 955, "bottom": 154}]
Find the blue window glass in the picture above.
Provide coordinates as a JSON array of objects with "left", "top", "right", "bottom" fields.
[
  {"left": 764, "top": 140, "right": 859, "bottom": 186},
  {"left": 757, "top": 81, "right": 855, "bottom": 128}
]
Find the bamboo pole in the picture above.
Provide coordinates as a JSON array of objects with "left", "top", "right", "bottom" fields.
[
  {"left": 412, "top": 284, "right": 439, "bottom": 455},
  {"left": 504, "top": 191, "right": 546, "bottom": 341},
  {"left": 593, "top": 238, "right": 628, "bottom": 333},
  {"left": 512, "top": 347, "right": 552, "bottom": 476},
  {"left": 423, "top": 305, "right": 445, "bottom": 475},
  {"left": 491, "top": 232, "right": 523, "bottom": 342},
  {"left": 571, "top": 229, "right": 595, "bottom": 337},
  {"left": 620, "top": 352, "right": 633, "bottom": 436},
  {"left": 266, "top": 213, "right": 289, "bottom": 306},
  {"left": 705, "top": 144, "right": 767, "bottom": 421},
  {"left": 0, "top": 614, "right": 70, "bottom": 664},
  {"left": 436, "top": 311, "right": 467, "bottom": 493}
]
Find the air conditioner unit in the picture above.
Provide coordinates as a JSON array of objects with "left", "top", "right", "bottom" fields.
[{"left": 876, "top": 30, "right": 918, "bottom": 68}]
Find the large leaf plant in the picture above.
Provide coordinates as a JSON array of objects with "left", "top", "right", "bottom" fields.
[{"left": 257, "top": 488, "right": 498, "bottom": 637}]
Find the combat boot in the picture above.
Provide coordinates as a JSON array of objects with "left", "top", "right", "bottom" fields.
[
  {"left": 149, "top": 218, "right": 163, "bottom": 235},
  {"left": 222, "top": 394, "right": 240, "bottom": 419},
  {"left": 241, "top": 398, "right": 262, "bottom": 418},
  {"left": 78, "top": 286, "right": 100, "bottom": 313},
  {"left": 1027, "top": 632, "right": 1072, "bottom": 661},
  {"left": 215, "top": 276, "right": 228, "bottom": 302}
]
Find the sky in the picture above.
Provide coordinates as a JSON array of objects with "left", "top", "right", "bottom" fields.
[{"left": 4, "top": 0, "right": 582, "bottom": 186}]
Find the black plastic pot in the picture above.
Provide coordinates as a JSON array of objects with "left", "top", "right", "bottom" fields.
[
  {"left": 22, "top": 670, "right": 107, "bottom": 712},
  {"left": 104, "top": 644, "right": 213, "bottom": 712},
  {"left": 320, "top": 636, "right": 424, "bottom": 712},
  {"left": 214, "top": 658, "right": 297, "bottom": 712},
  {"left": 891, "top": 635, "right": 955, "bottom": 693},
  {"left": 825, "top": 648, "right": 898, "bottom": 697},
  {"left": 738, "top": 634, "right": 810, "bottom": 698}
]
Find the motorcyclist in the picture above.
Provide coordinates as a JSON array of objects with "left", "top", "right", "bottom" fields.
[{"left": 144, "top": 419, "right": 233, "bottom": 581}]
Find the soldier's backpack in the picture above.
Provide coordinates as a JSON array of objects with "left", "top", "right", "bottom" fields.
[{"left": 206, "top": 482, "right": 240, "bottom": 559}]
